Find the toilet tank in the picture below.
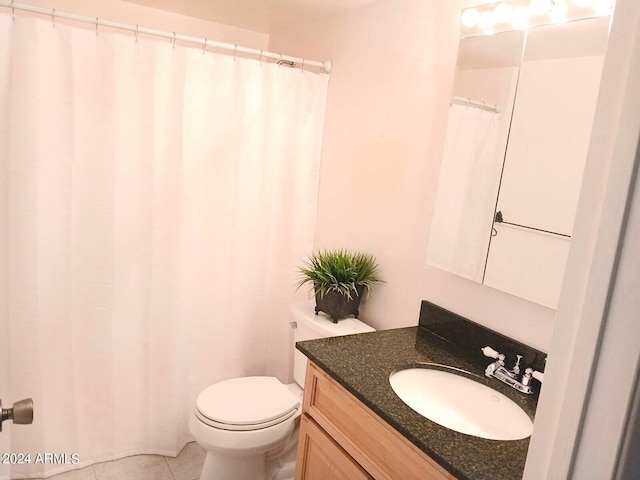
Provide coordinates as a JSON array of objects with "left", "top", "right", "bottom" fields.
[{"left": 291, "top": 301, "right": 375, "bottom": 388}]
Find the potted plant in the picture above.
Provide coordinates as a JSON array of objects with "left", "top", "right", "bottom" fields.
[{"left": 297, "top": 249, "right": 383, "bottom": 322}]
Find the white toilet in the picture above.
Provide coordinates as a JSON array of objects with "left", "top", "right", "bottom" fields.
[{"left": 189, "top": 301, "right": 375, "bottom": 480}]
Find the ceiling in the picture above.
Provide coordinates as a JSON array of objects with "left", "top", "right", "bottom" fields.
[{"left": 122, "top": 0, "right": 379, "bottom": 34}]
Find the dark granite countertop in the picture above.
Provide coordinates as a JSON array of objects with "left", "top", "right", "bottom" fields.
[{"left": 296, "top": 326, "right": 538, "bottom": 480}]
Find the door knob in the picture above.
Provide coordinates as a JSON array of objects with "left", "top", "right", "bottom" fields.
[{"left": 0, "top": 398, "right": 34, "bottom": 432}]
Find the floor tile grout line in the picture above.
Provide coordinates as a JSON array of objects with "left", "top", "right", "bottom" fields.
[{"left": 163, "top": 456, "right": 177, "bottom": 480}]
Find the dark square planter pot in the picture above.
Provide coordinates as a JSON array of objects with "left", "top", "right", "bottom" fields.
[{"left": 314, "top": 285, "right": 365, "bottom": 323}]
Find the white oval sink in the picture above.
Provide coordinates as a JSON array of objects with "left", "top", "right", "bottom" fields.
[{"left": 389, "top": 365, "right": 533, "bottom": 440}]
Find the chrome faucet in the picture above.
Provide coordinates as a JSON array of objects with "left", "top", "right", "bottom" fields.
[{"left": 481, "top": 346, "right": 544, "bottom": 395}]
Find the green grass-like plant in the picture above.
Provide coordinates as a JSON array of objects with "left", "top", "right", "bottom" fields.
[{"left": 297, "top": 249, "right": 383, "bottom": 299}]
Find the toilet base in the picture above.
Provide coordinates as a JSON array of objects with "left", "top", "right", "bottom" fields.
[
  {"left": 193, "top": 415, "right": 300, "bottom": 480},
  {"left": 198, "top": 436, "right": 298, "bottom": 480},
  {"left": 200, "top": 450, "right": 265, "bottom": 480}
]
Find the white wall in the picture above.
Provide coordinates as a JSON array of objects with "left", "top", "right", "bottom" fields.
[{"left": 269, "top": 0, "right": 555, "bottom": 351}]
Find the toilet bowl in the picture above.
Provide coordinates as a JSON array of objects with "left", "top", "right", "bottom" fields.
[
  {"left": 190, "top": 301, "right": 375, "bottom": 480},
  {"left": 190, "top": 377, "right": 303, "bottom": 479}
]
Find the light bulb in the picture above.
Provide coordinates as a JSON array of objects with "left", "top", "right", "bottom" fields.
[
  {"left": 550, "top": 0, "right": 569, "bottom": 21},
  {"left": 530, "top": 0, "right": 552, "bottom": 15},
  {"left": 493, "top": 3, "right": 514, "bottom": 23},
  {"left": 461, "top": 8, "right": 481, "bottom": 27},
  {"left": 592, "top": 0, "right": 613, "bottom": 15},
  {"left": 551, "top": 0, "right": 569, "bottom": 14},
  {"left": 479, "top": 11, "right": 495, "bottom": 31},
  {"left": 572, "top": 0, "right": 593, "bottom": 6},
  {"left": 511, "top": 6, "right": 530, "bottom": 29}
]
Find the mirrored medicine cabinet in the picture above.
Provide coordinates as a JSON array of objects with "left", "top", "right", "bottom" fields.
[{"left": 426, "top": 4, "right": 611, "bottom": 309}]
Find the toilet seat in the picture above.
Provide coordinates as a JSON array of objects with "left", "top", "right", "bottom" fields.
[{"left": 195, "top": 376, "right": 300, "bottom": 432}]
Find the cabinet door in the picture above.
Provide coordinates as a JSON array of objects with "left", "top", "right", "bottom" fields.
[
  {"left": 303, "top": 362, "right": 456, "bottom": 480},
  {"left": 295, "top": 413, "right": 372, "bottom": 480}
]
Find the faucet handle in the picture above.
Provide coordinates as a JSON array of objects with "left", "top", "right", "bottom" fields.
[
  {"left": 512, "top": 354, "right": 523, "bottom": 374},
  {"left": 482, "top": 346, "right": 505, "bottom": 378},
  {"left": 532, "top": 370, "right": 544, "bottom": 383},
  {"left": 481, "top": 346, "right": 501, "bottom": 359},
  {"left": 523, "top": 368, "right": 544, "bottom": 386}
]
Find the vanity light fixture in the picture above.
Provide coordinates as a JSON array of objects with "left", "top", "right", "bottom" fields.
[
  {"left": 554, "top": 0, "right": 569, "bottom": 13},
  {"left": 592, "top": 0, "right": 614, "bottom": 15},
  {"left": 529, "top": 0, "right": 552, "bottom": 15},
  {"left": 550, "top": 0, "right": 569, "bottom": 22},
  {"left": 460, "top": 0, "right": 614, "bottom": 36}
]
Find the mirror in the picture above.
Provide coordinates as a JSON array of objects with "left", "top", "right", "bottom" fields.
[
  {"left": 427, "top": 6, "right": 611, "bottom": 309},
  {"left": 427, "top": 30, "right": 524, "bottom": 283}
]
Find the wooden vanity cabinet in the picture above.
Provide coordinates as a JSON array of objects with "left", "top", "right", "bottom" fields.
[
  {"left": 296, "top": 413, "right": 372, "bottom": 480},
  {"left": 295, "top": 361, "right": 456, "bottom": 480}
]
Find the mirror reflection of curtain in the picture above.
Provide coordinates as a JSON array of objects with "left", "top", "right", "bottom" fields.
[
  {"left": 0, "top": 13, "right": 328, "bottom": 479},
  {"left": 427, "top": 103, "right": 500, "bottom": 282}
]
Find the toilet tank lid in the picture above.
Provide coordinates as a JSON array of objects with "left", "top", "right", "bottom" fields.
[{"left": 291, "top": 301, "right": 375, "bottom": 337}]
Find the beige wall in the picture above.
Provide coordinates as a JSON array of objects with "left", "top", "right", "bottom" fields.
[
  {"left": 8, "top": 0, "right": 269, "bottom": 49},
  {"left": 269, "top": 0, "right": 555, "bottom": 351}
]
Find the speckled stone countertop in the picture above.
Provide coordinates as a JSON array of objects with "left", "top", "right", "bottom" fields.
[{"left": 296, "top": 326, "right": 538, "bottom": 480}]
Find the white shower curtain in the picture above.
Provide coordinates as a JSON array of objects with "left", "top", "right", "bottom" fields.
[
  {"left": 426, "top": 103, "right": 500, "bottom": 282},
  {"left": 0, "top": 13, "right": 328, "bottom": 479}
]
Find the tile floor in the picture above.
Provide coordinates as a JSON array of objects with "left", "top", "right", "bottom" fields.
[{"left": 17, "top": 442, "right": 206, "bottom": 480}]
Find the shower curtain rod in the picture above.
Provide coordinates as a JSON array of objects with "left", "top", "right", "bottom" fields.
[
  {"left": 451, "top": 96, "right": 499, "bottom": 113},
  {"left": 0, "top": 0, "right": 333, "bottom": 73}
]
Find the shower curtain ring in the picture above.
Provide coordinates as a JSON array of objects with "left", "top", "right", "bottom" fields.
[
  {"left": 202, "top": 38, "right": 207, "bottom": 54},
  {"left": 11, "top": 0, "right": 15, "bottom": 21},
  {"left": 95, "top": 17, "right": 99, "bottom": 36},
  {"left": 301, "top": 59, "right": 305, "bottom": 73},
  {"left": 172, "top": 32, "right": 176, "bottom": 49},
  {"left": 135, "top": 25, "right": 139, "bottom": 43},
  {"left": 233, "top": 44, "right": 237, "bottom": 61},
  {"left": 259, "top": 50, "right": 263, "bottom": 66},
  {"left": 51, "top": 9, "right": 55, "bottom": 28}
]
